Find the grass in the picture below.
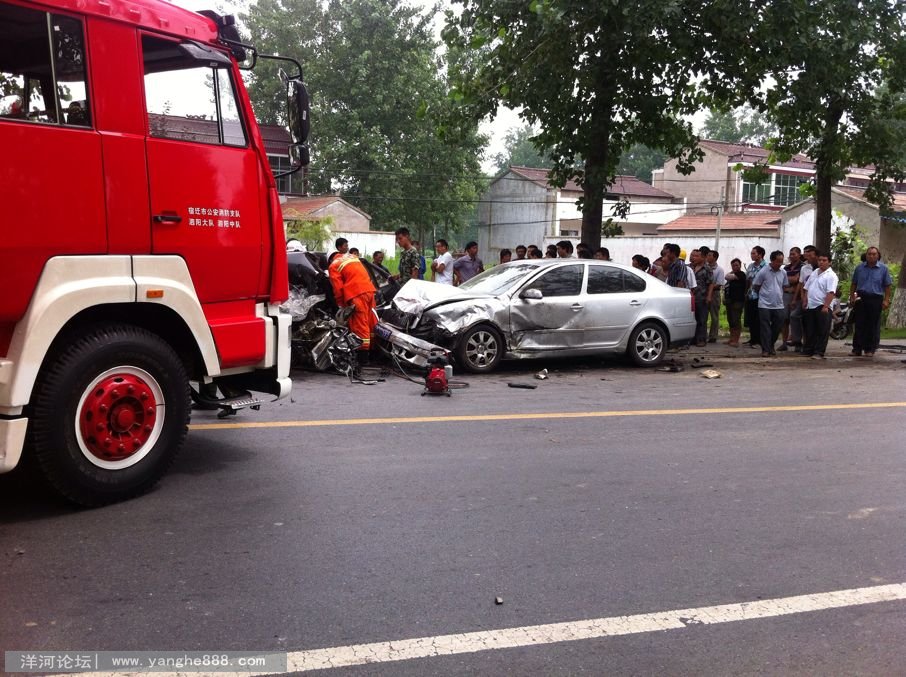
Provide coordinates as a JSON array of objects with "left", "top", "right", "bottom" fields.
[{"left": 881, "top": 327, "right": 906, "bottom": 340}]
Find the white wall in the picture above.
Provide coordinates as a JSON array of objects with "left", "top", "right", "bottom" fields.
[
  {"left": 327, "top": 231, "right": 396, "bottom": 257},
  {"left": 541, "top": 234, "right": 784, "bottom": 268}
]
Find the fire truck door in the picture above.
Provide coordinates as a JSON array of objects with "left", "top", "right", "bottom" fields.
[{"left": 141, "top": 35, "right": 262, "bottom": 304}]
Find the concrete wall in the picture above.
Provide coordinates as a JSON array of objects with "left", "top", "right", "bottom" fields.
[
  {"left": 880, "top": 219, "right": 906, "bottom": 264},
  {"left": 326, "top": 231, "right": 395, "bottom": 257},
  {"left": 653, "top": 150, "right": 731, "bottom": 208},
  {"left": 539, "top": 234, "right": 781, "bottom": 267},
  {"left": 780, "top": 192, "right": 883, "bottom": 253},
  {"left": 479, "top": 172, "right": 687, "bottom": 260},
  {"left": 315, "top": 203, "right": 370, "bottom": 233},
  {"left": 478, "top": 174, "right": 555, "bottom": 259}
]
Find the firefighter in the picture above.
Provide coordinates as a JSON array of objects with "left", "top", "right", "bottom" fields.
[{"left": 328, "top": 252, "right": 378, "bottom": 361}]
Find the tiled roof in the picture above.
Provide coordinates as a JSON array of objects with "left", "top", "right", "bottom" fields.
[
  {"left": 260, "top": 123, "right": 293, "bottom": 156},
  {"left": 281, "top": 196, "right": 341, "bottom": 217},
  {"left": 280, "top": 195, "right": 372, "bottom": 222},
  {"left": 698, "top": 139, "right": 814, "bottom": 171},
  {"left": 506, "top": 166, "right": 676, "bottom": 199},
  {"left": 658, "top": 212, "right": 781, "bottom": 232}
]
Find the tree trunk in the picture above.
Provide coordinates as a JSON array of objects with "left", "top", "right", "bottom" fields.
[
  {"left": 813, "top": 99, "right": 845, "bottom": 257},
  {"left": 581, "top": 173, "right": 605, "bottom": 250},
  {"left": 885, "top": 251, "right": 906, "bottom": 328},
  {"left": 579, "top": 91, "right": 614, "bottom": 250},
  {"left": 814, "top": 169, "right": 832, "bottom": 255}
]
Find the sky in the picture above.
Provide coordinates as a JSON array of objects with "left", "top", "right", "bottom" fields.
[{"left": 169, "top": 0, "right": 522, "bottom": 174}]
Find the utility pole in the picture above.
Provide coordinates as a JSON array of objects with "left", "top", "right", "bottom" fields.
[{"left": 715, "top": 186, "right": 725, "bottom": 252}]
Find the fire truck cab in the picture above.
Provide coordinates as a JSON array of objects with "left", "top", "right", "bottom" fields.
[{"left": 0, "top": 0, "right": 307, "bottom": 505}]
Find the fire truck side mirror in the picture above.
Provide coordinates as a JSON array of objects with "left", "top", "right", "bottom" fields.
[
  {"left": 288, "top": 144, "right": 310, "bottom": 169},
  {"left": 284, "top": 76, "right": 310, "bottom": 146}
]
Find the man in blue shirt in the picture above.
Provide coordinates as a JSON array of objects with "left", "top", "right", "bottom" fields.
[
  {"left": 752, "top": 250, "right": 790, "bottom": 356},
  {"left": 849, "top": 246, "right": 893, "bottom": 357}
]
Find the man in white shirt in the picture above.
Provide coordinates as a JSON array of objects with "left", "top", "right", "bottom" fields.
[
  {"left": 432, "top": 238, "right": 454, "bottom": 285},
  {"left": 801, "top": 252, "right": 838, "bottom": 359}
]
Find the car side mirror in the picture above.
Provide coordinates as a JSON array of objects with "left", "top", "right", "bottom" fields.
[{"left": 521, "top": 288, "right": 543, "bottom": 300}]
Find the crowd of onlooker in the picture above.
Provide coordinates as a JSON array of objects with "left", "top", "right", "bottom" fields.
[
  {"left": 307, "top": 231, "right": 894, "bottom": 361},
  {"left": 637, "top": 241, "right": 893, "bottom": 360}
]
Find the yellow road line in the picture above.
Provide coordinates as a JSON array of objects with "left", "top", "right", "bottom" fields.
[{"left": 190, "top": 401, "right": 906, "bottom": 431}]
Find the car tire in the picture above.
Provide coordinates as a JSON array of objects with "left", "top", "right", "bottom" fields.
[
  {"left": 28, "top": 324, "right": 190, "bottom": 507},
  {"left": 627, "top": 321, "right": 667, "bottom": 367},
  {"left": 456, "top": 324, "right": 504, "bottom": 374}
]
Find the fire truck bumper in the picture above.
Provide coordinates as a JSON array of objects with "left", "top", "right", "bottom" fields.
[{"left": 0, "top": 417, "right": 27, "bottom": 473}]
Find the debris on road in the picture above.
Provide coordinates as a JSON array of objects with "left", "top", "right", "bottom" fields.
[
  {"left": 656, "top": 365, "right": 684, "bottom": 373},
  {"left": 495, "top": 597, "right": 504, "bottom": 605},
  {"left": 700, "top": 369, "right": 721, "bottom": 379},
  {"left": 508, "top": 383, "right": 538, "bottom": 389},
  {"left": 535, "top": 369, "right": 549, "bottom": 380}
]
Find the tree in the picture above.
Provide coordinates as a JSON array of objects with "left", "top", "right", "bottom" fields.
[
  {"left": 700, "top": 106, "right": 776, "bottom": 146},
  {"left": 285, "top": 217, "right": 333, "bottom": 252},
  {"left": 714, "top": 0, "right": 906, "bottom": 255},
  {"left": 492, "top": 124, "right": 552, "bottom": 173},
  {"left": 616, "top": 144, "right": 666, "bottom": 184},
  {"left": 442, "top": 0, "right": 709, "bottom": 248},
  {"left": 243, "top": 0, "right": 487, "bottom": 240}
]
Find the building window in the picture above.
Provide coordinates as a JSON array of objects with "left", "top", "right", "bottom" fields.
[
  {"left": 742, "top": 173, "right": 807, "bottom": 206},
  {"left": 269, "top": 155, "right": 297, "bottom": 193},
  {"left": 742, "top": 179, "right": 772, "bottom": 205},
  {"left": 773, "top": 174, "right": 805, "bottom": 206}
]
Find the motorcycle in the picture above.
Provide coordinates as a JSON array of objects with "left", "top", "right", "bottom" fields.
[
  {"left": 281, "top": 251, "right": 450, "bottom": 377},
  {"left": 830, "top": 300, "right": 855, "bottom": 340}
]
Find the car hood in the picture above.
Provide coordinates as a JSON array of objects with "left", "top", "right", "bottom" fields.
[
  {"left": 392, "top": 279, "right": 494, "bottom": 314},
  {"left": 392, "top": 280, "right": 506, "bottom": 333}
]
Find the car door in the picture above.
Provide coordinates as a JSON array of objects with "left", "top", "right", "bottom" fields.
[
  {"left": 509, "top": 263, "right": 586, "bottom": 351},
  {"left": 583, "top": 265, "right": 649, "bottom": 347}
]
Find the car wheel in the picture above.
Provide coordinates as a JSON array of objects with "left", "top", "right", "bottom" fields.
[
  {"left": 28, "top": 324, "right": 190, "bottom": 507},
  {"left": 456, "top": 324, "right": 503, "bottom": 373},
  {"left": 627, "top": 321, "right": 667, "bottom": 367}
]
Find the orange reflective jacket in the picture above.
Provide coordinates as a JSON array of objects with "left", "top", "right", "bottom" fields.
[{"left": 328, "top": 254, "right": 376, "bottom": 306}]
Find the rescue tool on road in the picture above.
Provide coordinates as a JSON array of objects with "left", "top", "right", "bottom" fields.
[{"left": 0, "top": 0, "right": 309, "bottom": 505}]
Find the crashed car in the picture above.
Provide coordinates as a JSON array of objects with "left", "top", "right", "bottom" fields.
[{"left": 386, "top": 259, "right": 696, "bottom": 373}]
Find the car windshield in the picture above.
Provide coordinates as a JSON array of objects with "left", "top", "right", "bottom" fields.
[{"left": 459, "top": 262, "right": 539, "bottom": 296}]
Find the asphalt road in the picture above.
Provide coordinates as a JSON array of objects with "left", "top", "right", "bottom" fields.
[{"left": 2, "top": 346, "right": 905, "bottom": 675}]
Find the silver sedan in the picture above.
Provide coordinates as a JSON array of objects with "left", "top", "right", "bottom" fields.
[{"left": 388, "top": 259, "right": 696, "bottom": 373}]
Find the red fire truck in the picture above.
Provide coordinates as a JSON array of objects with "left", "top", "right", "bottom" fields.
[{"left": 0, "top": 0, "right": 308, "bottom": 505}]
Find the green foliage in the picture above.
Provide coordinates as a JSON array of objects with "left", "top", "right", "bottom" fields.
[
  {"left": 713, "top": 0, "right": 906, "bottom": 253},
  {"left": 829, "top": 222, "right": 867, "bottom": 281},
  {"left": 700, "top": 106, "right": 776, "bottom": 146},
  {"left": 285, "top": 217, "right": 333, "bottom": 252},
  {"left": 443, "top": 0, "right": 711, "bottom": 247},
  {"left": 617, "top": 144, "right": 666, "bottom": 184},
  {"left": 492, "top": 124, "right": 552, "bottom": 173},
  {"left": 242, "top": 0, "right": 487, "bottom": 239}
]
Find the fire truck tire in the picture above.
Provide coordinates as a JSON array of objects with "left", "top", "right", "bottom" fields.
[{"left": 28, "top": 324, "right": 190, "bottom": 507}]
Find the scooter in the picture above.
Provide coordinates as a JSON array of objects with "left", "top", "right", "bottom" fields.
[{"left": 830, "top": 300, "right": 855, "bottom": 340}]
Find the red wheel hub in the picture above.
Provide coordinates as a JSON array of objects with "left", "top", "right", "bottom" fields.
[{"left": 79, "top": 373, "right": 157, "bottom": 461}]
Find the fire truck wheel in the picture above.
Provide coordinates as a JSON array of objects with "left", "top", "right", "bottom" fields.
[{"left": 29, "top": 324, "right": 190, "bottom": 507}]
